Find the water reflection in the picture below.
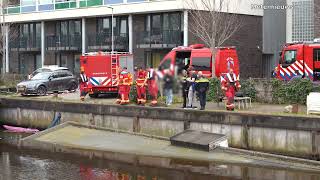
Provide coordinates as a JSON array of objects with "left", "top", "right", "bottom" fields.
[
  {"left": 79, "top": 166, "right": 158, "bottom": 180},
  {"left": 1, "top": 129, "right": 320, "bottom": 180}
]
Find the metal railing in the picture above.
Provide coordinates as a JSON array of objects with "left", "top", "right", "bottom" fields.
[
  {"left": 46, "top": 34, "right": 82, "bottom": 51},
  {"left": 136, "top": 30, "right": 183, "bottom": 48},
  {"left": 87, "top": 33, "right": 129, "bottom": 51},
  {"left": 10, "top": 36, "right": 41, "bottom": 51}
]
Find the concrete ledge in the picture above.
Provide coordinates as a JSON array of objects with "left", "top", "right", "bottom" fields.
[{"left": 1, "top": 97, "right": 320, "bottom": 131}]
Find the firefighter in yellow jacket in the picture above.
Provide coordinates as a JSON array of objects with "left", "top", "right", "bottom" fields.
[{"left": 116, "top": 67, "right": 133, "bottom": 105}]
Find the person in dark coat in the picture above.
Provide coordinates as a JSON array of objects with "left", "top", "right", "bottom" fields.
[
  {"left": 180, "top": 70, "right": 189, "bottom": 108},
  {"left": 195, "top": 71, "right": 210, "bottom": 110},
  {"left": 163, "top": 69, "right": 174, "bottom": 106}
]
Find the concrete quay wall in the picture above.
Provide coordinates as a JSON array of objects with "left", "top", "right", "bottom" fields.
[{"left": 1, "top": 98, "right": 320, "bottom": 159}]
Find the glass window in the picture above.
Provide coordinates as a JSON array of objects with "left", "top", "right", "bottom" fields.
[
  {"left": 163, "top": 13, "right": 169, "bottom": 30},
  {"left": 170, "top": 13, "right": 180, "bottom": 31},
  {"left": 159, "top": 58, "right": 171, "bottom": 70},
  {"left": 60, "top": 21, "right": 68, "bottom": 36},
  {"left": 283, "top": 50, "right": 297, "bottom": 64},
  {"left": 145, "top": 15, "right": 151, "bottom": 31},
  {"left": 152, "top": 14, "right": 161, "bottom": 34},
  {"left": 191, "top": 57, "right": 211, "bottom": 71},
  {"left": 38, "top": 0, "right": 54, "bottom": 4},
  {"left": 21, "top": 0, "right": 36, "bottom": 6},
  {"left": 74, "top": 21, "right": 81, "bottom": 34},
  {"left": 36, "top": 23, "right": 41, "bottom": 38},
  {"left": 314, "top": 49, "right": 320, "bottom": 62},
  {"left": 103, "top": 18, "right": 110, "bottom": 30},
  {"left": 120, "top": 19, "right": 127, "bottom": 35}
]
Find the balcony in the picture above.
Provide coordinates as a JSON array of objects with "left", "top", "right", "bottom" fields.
[
  {"left": 136, "top": 30, "right": 183, "bottom": 49},
  {"left": 87, "top": 33, "right": 129, "bottom": 51},
  {"left": 46, "top": 34, "right": 82, "bottom": 51},
  {"left": 10, "top": 36, "right": 41, "bottom": 52},
  {"left": 4, "top": 0, "right": 148, "bottom": 15}
]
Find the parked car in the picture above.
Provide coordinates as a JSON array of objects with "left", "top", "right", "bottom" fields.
[
  {"left": 28, "top": 66, "right": 69, "bottom": 80},
  {"left": 17, "top": 70, "right": 78, "bottom": 96}
]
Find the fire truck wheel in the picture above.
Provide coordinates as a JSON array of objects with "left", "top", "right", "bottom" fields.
[
  {"left": 89, "top": 93, "right": 99, "bottom": 98},
  {"left": 68, "top": 82, "right": 78, "bottom": 92}
]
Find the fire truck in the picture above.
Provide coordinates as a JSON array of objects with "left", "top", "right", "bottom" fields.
[
  {"left": 158, "top": 44, "right": 240, "bottom": 78},
  {"left": 277, "top": 41, "right": 320, "bottom": 81},
  {"left": 80, "top": 52, "right": 133, "bottom": 97}
]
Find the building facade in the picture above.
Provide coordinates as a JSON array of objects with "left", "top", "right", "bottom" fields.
[
  {"left": 286, "top": 0, "right": 320, "bottom": 42},
  {"left": 1, "top": 0, "right": 263, "bottom": 78}
]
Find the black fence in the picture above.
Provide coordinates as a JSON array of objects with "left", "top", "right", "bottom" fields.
[
  {"left": 87, "top": 33, "right": 129, "bottom": 51},
  {"left": 46, "top": 34, "right": 82, "bottom": 51}
]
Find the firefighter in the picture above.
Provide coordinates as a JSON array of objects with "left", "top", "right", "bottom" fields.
[
  {"left": 147, "top": 68, "right": 159, "bottom": 106},
  {"left": 79, "top": 66, "right": 89, "bottom": 101},
  {"left": 116, "top": 67, "right": 133, "bottom": 105},
  {"left": 221, "top": 68, "right": 241, "bottom": 111},
  {"left": 136, "top": 67, "right": 148, "bottom": 105}
]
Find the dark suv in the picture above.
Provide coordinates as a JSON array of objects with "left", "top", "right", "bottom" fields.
[{"left": 17, "top": 70, "right": 78, "bottom": 95}]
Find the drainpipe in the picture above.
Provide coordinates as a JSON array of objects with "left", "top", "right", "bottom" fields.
[
  {"left": 183, "top": 10, "right": 188, "bottom": 46},
  {"left": 128, "top": 14, "right": 133, "bottom": 53},
  {"left": 82, "top": 18, "right": 86, "bottom": 54},
  {"left": 41, "top": 21, "right": 45, "bottom": 67}
]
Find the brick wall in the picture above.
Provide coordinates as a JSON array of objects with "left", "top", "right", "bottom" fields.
[{"left": 188, "top": 12, "right": 263, "bottom": 78}]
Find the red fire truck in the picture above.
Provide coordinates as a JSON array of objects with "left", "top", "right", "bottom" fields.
[
  {"left": 158, "top": 44, "right": 240, "bottom": 78},
  {"left": 277, "top": 41, "right": 320, "bottom": 81},
  {"left": 80, "top": 52, "right": 133, "bottom": 97}
]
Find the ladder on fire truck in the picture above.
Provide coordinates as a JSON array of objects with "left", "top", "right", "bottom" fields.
[
  {"left": 83, "top": 51, "right": 130, "bottom": 86},
  {"left": 111, "top": 53, "right": 118, "bottom": 85}
]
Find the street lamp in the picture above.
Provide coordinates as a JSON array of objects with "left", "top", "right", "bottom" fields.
[{"left": 106, "top": 6, "right": 114, "bottom": 53}]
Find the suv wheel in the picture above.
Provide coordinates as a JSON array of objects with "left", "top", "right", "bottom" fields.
[
  {"left": 37, "top": 86, "right": 47, "bottom": 96},
  {"left": 68, "top": 82, "right": 78, "bottom": 92}
]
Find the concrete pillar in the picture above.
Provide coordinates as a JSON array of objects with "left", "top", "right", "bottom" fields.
[
  {"left": 76, "top": 0, "right": 80, "bottom": 8},
  {"left": 128, "top": 14, "right": 133, "bottom": 53},
  {"left": 5, "top": 25, "right": 9, "bottom": 73},
  {"left": 82, "top": 18, "right": 86, "bottom": 54},
  {"left": 41, "top": 21, "right": 45, "bottom": 67},
  {"left": 183, "top": 10, "right": 188, "bottom": 46},
  {"left": 36, "top": 0, "right": 39, "bottom": 11}
]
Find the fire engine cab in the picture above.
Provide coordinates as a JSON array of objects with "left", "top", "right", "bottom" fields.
[
  {"left": 277, "top": 41, "right": 320, "bottom": 81},
  {"left": 80, "top": 52, "right": 133, "bottom": 97},
  {"left": 158, "top": 44, "right": 240, "bottom": 78}
]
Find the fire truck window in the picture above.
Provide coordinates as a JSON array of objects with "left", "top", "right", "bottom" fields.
[
  {"left": 192, "top": 57, "right": 211, "bottom": 71},
  {"left": 314, "top": 49, "right": 320, "bottom": 61},
  {"left": 159, "top": 59, "right": 171, "bottom": 70},
  {"left": 284, "top": 50, "right": 297, "bottom": 64}
]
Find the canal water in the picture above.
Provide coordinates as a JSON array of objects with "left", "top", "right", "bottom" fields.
[{"left": 1, "top": 128, "right": 320, "bottom": 180}]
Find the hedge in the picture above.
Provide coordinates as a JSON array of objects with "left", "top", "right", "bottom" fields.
[
  {"left": 207, "top": 78, "right": 257, "bottom": 102},
  {"left": 271, "top": 78, "right": 313, "bottom": 104}
]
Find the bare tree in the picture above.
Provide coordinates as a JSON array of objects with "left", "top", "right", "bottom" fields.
[
  {"left": 0, "top": 0, "right": 18, "bottom": 74},
  {"left": 185, "top": 0, "right": 243, "bottom": 76}
]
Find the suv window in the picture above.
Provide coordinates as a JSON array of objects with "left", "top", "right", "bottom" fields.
[{"left": 283, "top": 50, "right": 297, "bottom": 64}]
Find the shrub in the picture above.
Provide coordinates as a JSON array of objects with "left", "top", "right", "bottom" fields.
[
  {"left": 271, "top": 78, "right": 313, "bottom": 104},
  {"left": 206, "top": 77, "right": 257, "bottom": 102},
  {"left": 207, "top": 78, "right": 222, "bottom": 102},
  {"left": 239, "top": 78, "right": 257, "bottom": 101}
]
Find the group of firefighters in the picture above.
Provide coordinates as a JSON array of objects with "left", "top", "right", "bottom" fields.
[
  {"left": 114, "top": 66, "right": 159, "bottom": 106},
  {"left": 79, "top": 66, "right": 241, "bottom": 111}
]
